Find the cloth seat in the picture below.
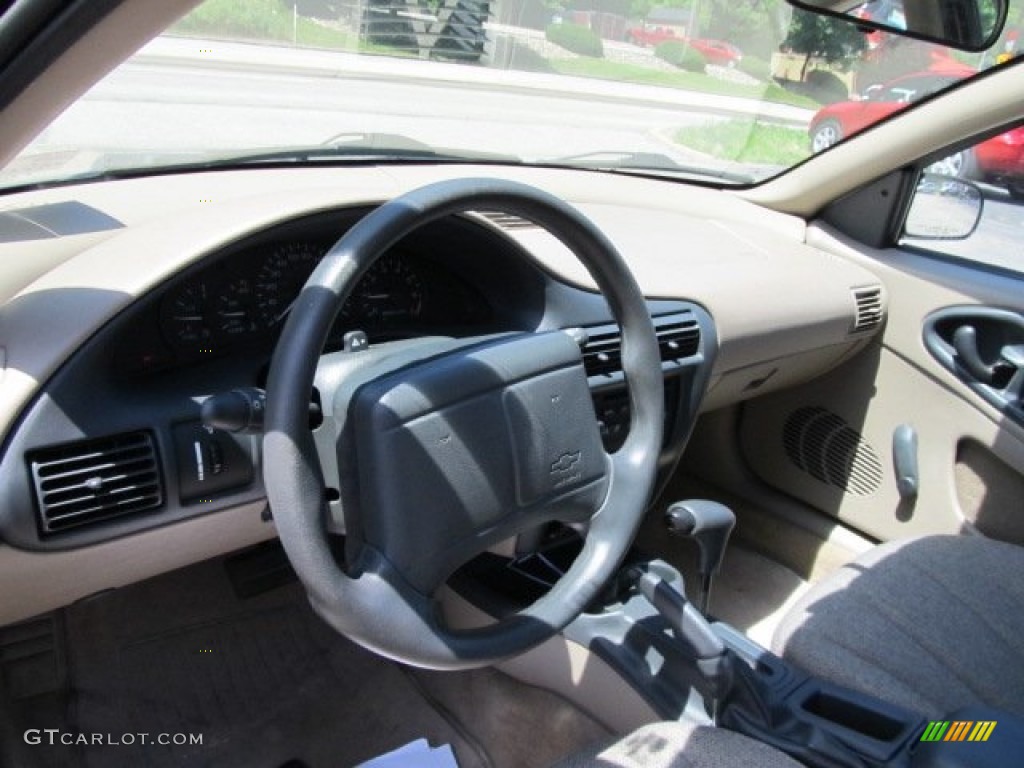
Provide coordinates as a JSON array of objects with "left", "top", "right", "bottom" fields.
[
  {"left": 772, "top": 534, "right": 1024, "bottom": 719},
  {"left": 552, "top": 721, "right": 803, "bottom": 768}
]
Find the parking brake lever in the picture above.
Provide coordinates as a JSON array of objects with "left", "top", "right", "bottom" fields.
[{"left": 627, "top": 562, "right": 734, "bottom": 718}]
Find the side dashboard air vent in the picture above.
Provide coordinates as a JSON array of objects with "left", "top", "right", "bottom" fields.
[
  {"left": 581, "top": 313, "right": 701, "bottom": 377},
  {"left": 852, "top": 286, "right": 884, "bottom": 334},
  {"left": 472, "top": 211, "right": 540, "bottom": 231},
  {"left": 28, "top": 431, "right": 164, "bottom": 535}
]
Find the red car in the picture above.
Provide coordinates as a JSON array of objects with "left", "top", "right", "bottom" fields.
[
  {"left": 688, "top": 39, "right": 743, "bottom": 67},
  {"left": 809, "top": 69, "right": 1024, "bottom": 198},
  {"left": 626, "top": 28, "right": 743, "bottom": 67}
]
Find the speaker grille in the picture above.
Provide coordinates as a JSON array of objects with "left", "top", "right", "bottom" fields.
[{"left": 783, "top": 407, "right": 883, "bottom": 496}]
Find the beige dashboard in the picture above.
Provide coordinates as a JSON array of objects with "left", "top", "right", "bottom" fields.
[{"left": 0, "top": 163, "right": 885, "bottom": 624}]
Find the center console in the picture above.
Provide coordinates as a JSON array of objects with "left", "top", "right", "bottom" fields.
[{"left": 452, "top": 506, "right": 1023, "bottom": 768}]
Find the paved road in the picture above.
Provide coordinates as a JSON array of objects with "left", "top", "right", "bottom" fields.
[{"left": 30, "top": 57, "right": 733, "bottom": 168}]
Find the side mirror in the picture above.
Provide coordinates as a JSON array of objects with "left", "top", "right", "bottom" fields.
[
  {"left": 904, "top": 174, "right": 984, "bottom": 241},
  {"left": 786, "top": 0, "right": 1007, "bottom": 52}
]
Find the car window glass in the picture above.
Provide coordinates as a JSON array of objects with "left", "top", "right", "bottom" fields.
[
  {"left": 2, "top": 0, "right": 1023, "bottom": 191},
  {"left": 901, "top": 132, "right": 1024, "bottom": 273}
]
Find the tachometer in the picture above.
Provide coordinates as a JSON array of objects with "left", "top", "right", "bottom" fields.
[
  {"left": 162, "top": 282, "right": 213, "bottom": 347},
  {"left": 253, "top": 242, "right": 326, "bottom": 328}
]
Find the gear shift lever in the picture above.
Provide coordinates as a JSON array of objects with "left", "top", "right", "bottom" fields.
[{"left": 664, "top": 500, "right": 735, "bottom": 615}]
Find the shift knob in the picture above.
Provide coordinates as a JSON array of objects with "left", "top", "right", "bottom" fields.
[
  {"left": 665, "top": 500, "right": 736, "bottom": 576},
  {"left": 664, "top": 500, "right": 736, "bottom": 615}
]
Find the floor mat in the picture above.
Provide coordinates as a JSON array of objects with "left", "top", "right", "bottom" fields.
[{"left": 47, "top": 551, "right": 607, "bottom": 768}]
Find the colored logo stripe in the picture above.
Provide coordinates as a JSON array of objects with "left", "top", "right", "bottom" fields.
[
  {"left": 921, "top": 720, "right": 997, "bottom": 742},
  {"left": 921, "top": 721, "right": 949, "bottom": 742},
  {"left": 969, "top": 721, "right": 997, "bottom": 742},
  {"left": 945, "top": 721, "right": 971, "bottom": 741}
]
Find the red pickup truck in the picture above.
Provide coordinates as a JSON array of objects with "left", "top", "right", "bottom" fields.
[{"left": 626, "top": 26, "right": 681, "bottom": 48}]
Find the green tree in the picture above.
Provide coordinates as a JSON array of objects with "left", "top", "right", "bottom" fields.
[
  {"left": 702, "top": 0, "right": 786, "bottom": 59},
  {"left": 783, "top": 8, "right": 867, "bottom": 77}
]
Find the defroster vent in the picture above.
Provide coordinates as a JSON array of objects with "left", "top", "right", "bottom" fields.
[
  {"left": 28, "top": 431, "right": 164, "bottom": 535},
  {"left": 581, "top": 312, "right": 701, "bottom": 377}
]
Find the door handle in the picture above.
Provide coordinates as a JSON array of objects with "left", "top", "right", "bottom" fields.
[
  {"left": 951, "top": 325, "right": 1013, "bottom": 385},
  {"left": 924, "top": 307, "right": 1024, "bottom": 427}
]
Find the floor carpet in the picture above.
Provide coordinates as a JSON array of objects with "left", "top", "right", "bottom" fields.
[{"left": 4, "top": 546, "right": 609, "bottom": 768}]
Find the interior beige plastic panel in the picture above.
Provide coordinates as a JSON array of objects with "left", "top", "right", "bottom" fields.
[
  {"left": 956, "top": 440, "right": 1024, "bottom": 545},
  {"left": 0, "top": 165, "right": 882, "bottom": 451},
  {"left": 0, "top": 502, "right": 274, "bottom": 627},
  {"left": 0, "top": 0, "right": 203, "bottom": 169},
  {"left": 736, "top": 222, "right": 1024, "bottom": 543},
  {"left": 701, "top": 340, "right": 868, "bottom": 411},
  {"left": 739, "top": 344, "right": 1018, "bottom": 541},
  {"left": 742, "top": 63, "right": 1024, "bottom": 217},
  {"left": 443, "top": 588, "right": 657, "bottom": 734},
  {"left": 0, "top": 167, "right": 883, "bottom": 619},
  {"left": 808, "top": 223, "right": 1024, "bottom": 446}
]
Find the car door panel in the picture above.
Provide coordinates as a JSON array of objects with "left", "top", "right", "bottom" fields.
[{"left": 737, "top": 222, "right": 1024, "bottom": 545}]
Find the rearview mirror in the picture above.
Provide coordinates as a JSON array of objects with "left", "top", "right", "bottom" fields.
[
  {"left": 787, "top": 0, "right": 1007, "bottom": 51},
  {"left": 904, "top": 174, "right": 984, "bottom": 240}
]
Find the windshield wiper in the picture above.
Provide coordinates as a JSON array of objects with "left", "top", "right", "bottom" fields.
[
  {"left": 214, "top": 133, "right": 521, "bottom": 167},
  {"left": 547, "top": 150, "right": 758, "bottom": 185},
  {"left": 0, "top": 133, "right": 523, "bottom": 194}
]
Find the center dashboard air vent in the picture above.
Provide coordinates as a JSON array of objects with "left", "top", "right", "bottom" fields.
[
  {"left": 581, "top": 312, "right": 701, "bottom": 378},
  {"left": 472, "top": 211, "right": 540, "bottom": 231},
  {"left": 27, "top": 431, "right": 164, "bottom": 535}
]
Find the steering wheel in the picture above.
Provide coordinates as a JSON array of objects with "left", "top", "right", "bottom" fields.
[{"left": 263, "top": 178, "right": 664, "bottom": 669}]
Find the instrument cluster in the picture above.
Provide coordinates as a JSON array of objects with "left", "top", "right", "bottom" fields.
[{"left": 119, "top": 239, "right": 492, "bottom": 374}]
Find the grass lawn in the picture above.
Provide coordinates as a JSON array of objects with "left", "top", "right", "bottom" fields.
[
  {"left": 675, "top": 119, "right": 812, "bottom": 166},
  {"left": 172, "top": 0, "right": 354, "bottom": 49},
  {"left": 550, "top": 58, "right": 821, "bottom": 110}
]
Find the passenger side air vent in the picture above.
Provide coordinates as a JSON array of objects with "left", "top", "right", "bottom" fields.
[
  {"left": 28, "top": 431, "right": 164, "bottom": 535},
  {"left": 852, "top": 287, "right": 883, "bottom": 333},
  {"left": 581, "top": 312, "right": 701, "bottom": 378},
  {"left": 472, "top": 211, "right": 540, "bottom": 231}
]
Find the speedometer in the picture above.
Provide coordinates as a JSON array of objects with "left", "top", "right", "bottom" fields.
[
  {"left": 253, "top": 242, "right": 326, "bottom": 328},
  {"left": 341, "top": 253, "right": 424, "bottom": 327},
  {"left": 214, "top": 277, "right": 259, "bottom": 338}
]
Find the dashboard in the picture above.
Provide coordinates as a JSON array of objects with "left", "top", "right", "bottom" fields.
[
  {"left": 0, "top": 163, "right": 885, "bottom": 627},
  {"left": 0, "top": 198, "right": 714, "bottom": 554}
]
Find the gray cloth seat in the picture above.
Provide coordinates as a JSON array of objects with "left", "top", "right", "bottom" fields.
[
  {"left": 772, "top": 534, "right": 1024, "bottom": 719},
  {"left": 552, "top": 721, "right": 803, "bottom": 768}
]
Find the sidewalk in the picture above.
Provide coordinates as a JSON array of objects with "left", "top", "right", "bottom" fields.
[{"left": 137, "top": 36, "right": 815, "bottom": 127}]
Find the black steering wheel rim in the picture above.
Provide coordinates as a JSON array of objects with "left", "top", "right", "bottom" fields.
[{"left": 263, "top": 178, "right": 663, "bottom": 669}]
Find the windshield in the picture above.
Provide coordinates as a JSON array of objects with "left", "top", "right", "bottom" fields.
[{"left": 2, "top": 0, "right": 1022, "bottom": 190}]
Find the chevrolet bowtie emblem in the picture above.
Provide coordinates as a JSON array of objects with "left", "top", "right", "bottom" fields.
[{"left": 551, "top": 452, "right": 582, "bottom": 474}]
